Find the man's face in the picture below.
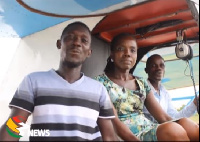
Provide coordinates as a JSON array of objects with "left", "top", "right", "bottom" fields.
[
  {"left": 58, "top": 25, "right": 92, "bottom": 68},
  {"left": 146, "top": 56, "right": 165, "bottom": 82}
]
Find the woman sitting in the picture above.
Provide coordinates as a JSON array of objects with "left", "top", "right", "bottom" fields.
[{"left": 95, "top": 33, "right": 199, "bottom": 141}]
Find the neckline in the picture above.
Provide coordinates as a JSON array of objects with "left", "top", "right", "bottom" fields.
[
  {"left": 50, "top": 69, "right": 85, "bottom": 86},
  {"left": 103, "top": 73, "right": 140, "bottom": 92}
]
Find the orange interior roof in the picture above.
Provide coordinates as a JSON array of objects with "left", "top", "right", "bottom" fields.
[{"left": 92, "top": 0, "right": 199, "bottom": 48}]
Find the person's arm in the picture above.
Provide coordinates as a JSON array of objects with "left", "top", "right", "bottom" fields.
[
  {"left": 98, "top": 85, "right": 139, "bottom": 141},
  {"left": 0, "top": 107, "right": 31, "bottom": 141},
  {"left": 167, "top": 95, "right": 198, "bottom": 119},
  {"left": 145, "top": 90, "right": 172, "bottom": 123},
  {"left": 97, "top": 85, "right": 123, "bottom": 141},
  {"left": 97, "top": 118, "right": 119, "bottom": 141},
  {"left": 111, "top": 105, "right": 140, "bottom": 141}
]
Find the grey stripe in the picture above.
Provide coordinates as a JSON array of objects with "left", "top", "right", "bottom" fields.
[
  {"left": 32, "top": 115, "right": 97, "bottom": 128},
  {"left": 13, "top": 90, "right": 34, "bottom": 104},
  {"left": 36, "top": 88, "right": 100, "bottom": 103},
  {"left": 9, "top": 98, "right": 34, "bottom": 112}
]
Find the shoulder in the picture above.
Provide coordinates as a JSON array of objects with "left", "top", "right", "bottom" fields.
[
  {"left": 25, "top": 70, "right": 52, "bottom": 81},
  {"left": 135, "top": 76, "right": 151, "bottom": 93},
  {"left": 28, "top": 70, "right": 51, "bottom": 77},
  {"left": 94, "top": 74, "right": 106, "bottom": 80},
  {"left": 160, "top": 84, "right": 168, "bottom": 91},
  {"left": 94, "top": 74, "right": 109, "bottom": 83},
  {"left": 84, "top": 75, "right": 105, "bottom": 89},
  {"left": 135, "top": 76, "right": 148, "bottom": 84},
  {"left": 94, "top": 74, "right": 112, "bottom": 88},
  {"left": 160, "top": 84, "right": 170, "bottom": 95}
]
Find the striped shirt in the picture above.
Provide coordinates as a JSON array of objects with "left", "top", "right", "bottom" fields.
[{"left": 9, "top": 69, "right": 115, "bottom": 141}]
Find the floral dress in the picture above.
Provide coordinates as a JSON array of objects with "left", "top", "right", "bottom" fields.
[{"left": 95, "top": 74, "right": 159, "bottom": 141}]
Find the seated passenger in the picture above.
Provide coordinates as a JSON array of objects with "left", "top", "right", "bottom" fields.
[
  {"left": 0, "top": 22, "right": 118, "bottom": 141},
  {"left": 95, "top": 33, "right": 199, "bottom": 141},
  {"left": 143, "top": 54, "right": 198, "bottom": 123}
]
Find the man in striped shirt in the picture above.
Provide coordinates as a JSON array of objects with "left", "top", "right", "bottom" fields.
[{"left": 0, "top": 22, "right": 118, "bottom": 141}]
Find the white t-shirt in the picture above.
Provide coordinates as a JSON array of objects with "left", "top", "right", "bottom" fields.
[
  {"left": 10, "top": 69, "right": 115, "bottom": 141},
  {"left": 143, "top": 80, "right": 196, "bottom": 123}
]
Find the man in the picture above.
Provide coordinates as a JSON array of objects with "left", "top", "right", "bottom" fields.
[
  {"left": 0, "top": 22, "right": 118, "bottom": 141},
  {"left": 143, "top": 54, "right": 198, "bottom": 123}
]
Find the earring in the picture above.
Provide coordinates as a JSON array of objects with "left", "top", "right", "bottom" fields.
[{"left": 111, "top": 59, "right": 114, "bottom": 62}]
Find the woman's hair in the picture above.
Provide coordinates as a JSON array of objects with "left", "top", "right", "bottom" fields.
[
  {"left": 104, "top": 56, "right": 115, "bottom": 74},
  {"left": 104, "top": 33, "right": 136, "bottom": 74}
]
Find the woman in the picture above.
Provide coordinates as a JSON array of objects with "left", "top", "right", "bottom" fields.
[{"left": 95, "top": 33, "right": 199, "bottom": 141}]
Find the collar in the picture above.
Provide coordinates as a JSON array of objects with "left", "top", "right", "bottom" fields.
[
  {"left": 50, "top": 69, "right": 85, "bottom": 86},
  {"left": 147, "top": 79, "right": 167, "bottom": 95}
]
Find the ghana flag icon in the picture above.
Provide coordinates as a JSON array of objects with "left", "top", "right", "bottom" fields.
[{"left": 6, "top": 116, "right": 25, "bottom": 138}]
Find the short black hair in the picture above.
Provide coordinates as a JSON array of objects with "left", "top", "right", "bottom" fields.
[
  {"left": 110, "top": 33, "right": 136, "bottom": 51},
  {"left": 146, "top": 54, "right": 165, "bottom": 68},
  {"left": 60, "top": 21, "right": 91, "bottom": 39}
]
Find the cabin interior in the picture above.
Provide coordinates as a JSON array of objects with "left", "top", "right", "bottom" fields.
[{"left": 0, "top": 0, "right": 199, "bottom": 140}]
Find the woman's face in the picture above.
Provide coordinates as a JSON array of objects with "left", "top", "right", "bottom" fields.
[{"left": 111, "top": 36, "right": 138, "bottom": 71}]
